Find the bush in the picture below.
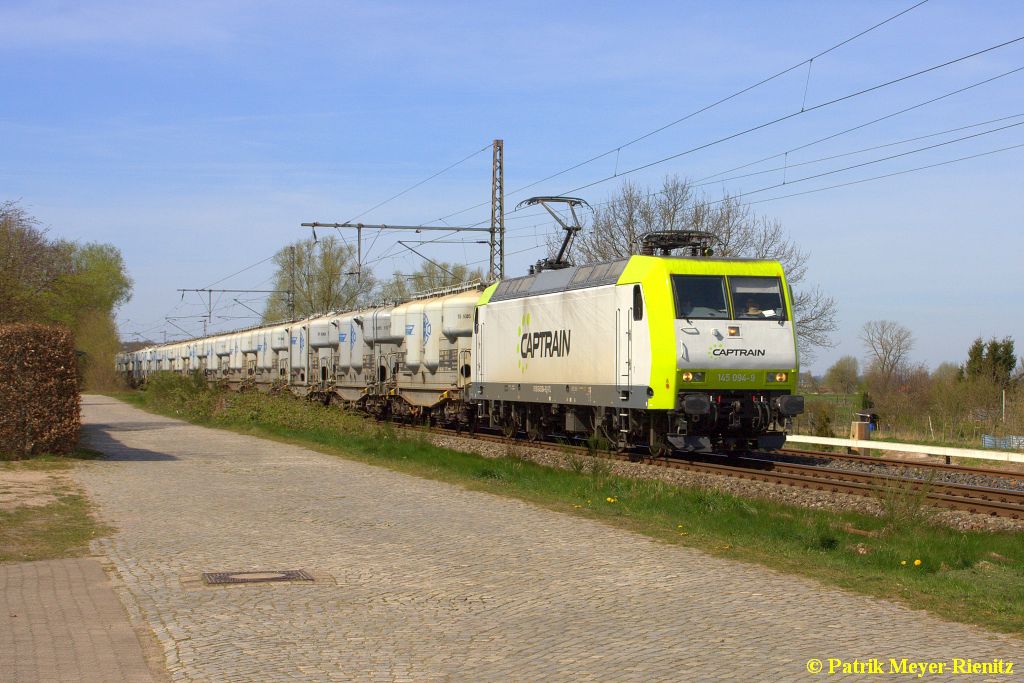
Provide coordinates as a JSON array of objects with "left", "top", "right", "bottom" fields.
[{"left": 0, "top": 323, "right": 80, "bottom": 458}]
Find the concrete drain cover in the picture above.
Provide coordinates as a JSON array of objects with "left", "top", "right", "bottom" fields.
[{"left": 202, "top": 570, "right": 314, "bottom": 585}]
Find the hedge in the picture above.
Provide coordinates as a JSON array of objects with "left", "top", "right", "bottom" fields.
[{"left": 0, "top": 323, "right": 80, "bottom": 458}]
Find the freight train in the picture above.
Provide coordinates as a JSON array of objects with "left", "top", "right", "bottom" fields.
[{"left": 118, "top": 232, "right": 804, "bottom": 454}]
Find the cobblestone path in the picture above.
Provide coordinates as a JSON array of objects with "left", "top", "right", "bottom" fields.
[{"left": 76, "top": 396, "right": 1021, "bottom": 682}]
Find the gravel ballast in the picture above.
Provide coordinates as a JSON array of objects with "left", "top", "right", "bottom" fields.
[{"left": 418, "top": 430, "right": 1024, "bottom": 533}]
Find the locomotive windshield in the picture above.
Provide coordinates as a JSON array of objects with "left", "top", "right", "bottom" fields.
[
  {"left": 672, "top": 275, "right": 729, "bottom": 319},
  {"left": 730, "top": 277, "right": 787, "bottom": 320},
  {"left": 672, "top": 274, "right": 787, "bottom": 320}
]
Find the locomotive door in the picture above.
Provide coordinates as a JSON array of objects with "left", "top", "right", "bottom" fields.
[
  {"left": 475, "top": 322, "right": 484, "bottom": 382},
  {"left": 615, "top": 307, "right": 632, "bottom": 398}
]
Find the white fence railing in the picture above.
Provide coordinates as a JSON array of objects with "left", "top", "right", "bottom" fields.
[{"left": 785, "top": 434, "right": 1024, "bottom": 465}]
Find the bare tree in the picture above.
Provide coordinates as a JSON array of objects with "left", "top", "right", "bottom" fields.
[
  {"left": 378, "top": 261, "right": 483, "bottom": 303},
  {"left": 262, "top": 236, "right": 377, "bottom": 321},
  {"left": 860, "top": 320, "right": 914, "bottom": 378},
  {"left": 550, "top": 176, "right": 837, "bottom": 359}
]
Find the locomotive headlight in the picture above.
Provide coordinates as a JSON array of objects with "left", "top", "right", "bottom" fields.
[
  {"left": 768, "top": 372, "right": 789, "bottom": 383},
  {"left": 680, "top": 371, "right": 705, "bottom": 383},
  {"left": 682, "top": 371, "right": 693, "bottom": 382}
]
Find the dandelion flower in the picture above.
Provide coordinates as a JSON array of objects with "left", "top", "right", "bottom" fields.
[
  {"left": 606, "top": 496, "right": 617, "bottom": 503},
  {"left": 901, "top": 560, "right": 907, "bottom": 566},
  {"left": 914, "top": 559, "right": 922, "bottom": 567},
  {"left": 677, "top": 524, "right": 684, "bottom": 529}
]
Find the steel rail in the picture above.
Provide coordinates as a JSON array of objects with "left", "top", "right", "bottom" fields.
[
  {"left": 779, "top": 447, "right": 1024, "bottom": 481},
  {"left": 399, "top": 422, "right": 1024, "bottom": 519}
]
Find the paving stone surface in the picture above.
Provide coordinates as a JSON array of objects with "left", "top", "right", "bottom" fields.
[
  {"left": 76, "top": 395, "right": 1021, "bottom": 682},
  {"left": 0, "top": 557, "right": 157, "bottom": 683}
]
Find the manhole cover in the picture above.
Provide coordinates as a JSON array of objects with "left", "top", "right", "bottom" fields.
[{"left": 202, "top": 570, "right": 314, "bottom": 585}]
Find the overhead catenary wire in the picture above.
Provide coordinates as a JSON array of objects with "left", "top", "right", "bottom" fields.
[
  {"left": 556, "top": 35, "right": 1024, "bottom": 197},
  {"left": 695, "top": 65, "right": 1024, "bottom": 184},
  {"left": 460, "top": 142, "right": 1024, "bottom": 270},
  {"left": 343, "top": 142, "right": 493, "bottom": 225},
  {"left": 745, "top": 142, "right": 1024, "bottom": 206},
  {"left": 487, "top": 66, "right": 1024, "bottom": 224},
  {"left": 425, "top": 0, "right": 933, "bottom": 227},
  {"left": 356, "top": 7, "right": 990, "bottom": 276},
  {"left": 699, "top": 122, "right": 1024, "bottom": 206},
  {"left": 693, "top": 113, "right": 1024, "bottom": 187},
  {"left": 433, "top": 62, "right": 1024, "bottom": 239},
  {"left": 349, "top": 141, "right": 494, "bottom": 264}
]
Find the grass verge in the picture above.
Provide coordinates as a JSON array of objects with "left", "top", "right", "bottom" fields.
[
  {"left": 112, "top": 375, "right": 1024, "bottom": 634},
  {"left": 0, "top": 454, "right": 111, "bottom": 563}
]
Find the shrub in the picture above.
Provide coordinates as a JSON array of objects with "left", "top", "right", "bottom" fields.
[{"left": 0, "top": 323, "right": 80, "bottom": 458}]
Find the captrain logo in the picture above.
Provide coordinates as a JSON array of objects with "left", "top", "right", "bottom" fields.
[
  {"left": 517, "top": 312, "right": 571, "bottom": 373},
  {"left": 707, "top": 342, "right": 766, "bottom": 358}
]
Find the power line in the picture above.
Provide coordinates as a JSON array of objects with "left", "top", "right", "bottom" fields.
[
  {"left": 343, "top": 142, "right": 492, "bottom": 225},
  {"left": 465, "top": 143, "right": 1024, "bottom": 271},
  {"left": 558, "top": 35, "right": 1024, "bottom": 196},
  {"left": 694, "top": 113, "right": 1024, "bottom": 187},
  {"left": 364, "top": 110, "right": 1023, "bottom": 273},
  {"left": 513, "top": 66, "right": 1024, "bottom": 222},
  {"left": 702, "top": 122, "right": 1024, "bottom": 205},
  {"left": 696, "top": 65, "right": 1024, "bottom": 184},
  {"left": 350, "top": 142, "right": 494, "bottom": 263},
  {"left": 202, "top": 253, "right": 276, "bottom": 290},
  {"left": 746, "top": 142, "right": 1024, "bottom": 206},
  {"left": 443, "top": 62, "right": 1024, "bottom": 236},
  {"left": 426, "top": 1, "right": 933, "bottom": 226}
]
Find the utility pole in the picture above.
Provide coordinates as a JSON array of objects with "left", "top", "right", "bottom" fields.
[
  {"left": 289, "top": 245, "right": 296, "bottom": 319},
  {"left": 490, "top": 139, "right": 505, "bottom": 281}
]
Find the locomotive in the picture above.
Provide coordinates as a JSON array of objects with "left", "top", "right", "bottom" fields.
[{"left": 118, "top": 224, "right": 804, "bottom": 454}]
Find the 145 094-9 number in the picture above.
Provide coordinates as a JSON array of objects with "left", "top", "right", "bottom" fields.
[{"left": 715, "top": 372, "right": 757, "bottom": 383}]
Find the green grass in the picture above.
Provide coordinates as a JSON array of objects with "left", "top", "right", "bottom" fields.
[
  {"left": 112, "top": 375, "right": 1024, "bottom": 634},
  {"left": 0, "top": 458, "right": 111, "bottom": 563}
]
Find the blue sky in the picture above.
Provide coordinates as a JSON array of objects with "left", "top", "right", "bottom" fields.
[{"left": 2, "top": 0, "right": 1022, "bottom": 373}]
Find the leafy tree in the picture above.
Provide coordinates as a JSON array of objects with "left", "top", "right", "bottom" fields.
[
  {"left": 0, "top": 201, "right": 133, "bottom": 389},
  {"left": 51, "top": 242, "right": 133, "bottom": 326},
  {"left": 262, "top": 236, "right": 377, "bottom": 321},
  {"left": 555, "top": 176, "right": 837, "bottom": 360},
  {"left": 0, "top": 201, "right": 72, "bottom": 323},
  {"left": 963, "top": 337, "right": 1016, "bottom": 387},
  {"left": 378, "top": 261, "right": 484, "bottom": 303},
  {"left": 824, "top": 355, "right": 859, "bottom": 394}
]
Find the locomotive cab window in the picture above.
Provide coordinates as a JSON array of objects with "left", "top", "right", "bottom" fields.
[
  {"left": 671, "top": 275, "right": 729, "bottom": 319},
  {"left": 729, "top": 277, "right": 787, "bottom": 320},
  {"left": 632, "top": 285, "right": 644, "bottom": 321}
]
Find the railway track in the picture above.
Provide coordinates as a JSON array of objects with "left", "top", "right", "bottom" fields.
[
  {"left": 410, "top": 423, "right": 1024, "bottom": 519},
  {"left": 779, "top": 447, "right": 1024, "bottom": 482}
]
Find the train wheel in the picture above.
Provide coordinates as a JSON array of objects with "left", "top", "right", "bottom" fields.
[
  {"left": 648, "top": 416, "right": 673, "bottom": 459},
  {"left": 587, "top": 409, "right": 614, "bottom": 452},
  {"left": 501, "top": 413, "right": 519, "bottom": 439},
  {"left": 648, "top": 434, "right": 672, "bottom": 459},
  {"left": 526, "top": 411, "right": 543, "bottom": 443}
]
